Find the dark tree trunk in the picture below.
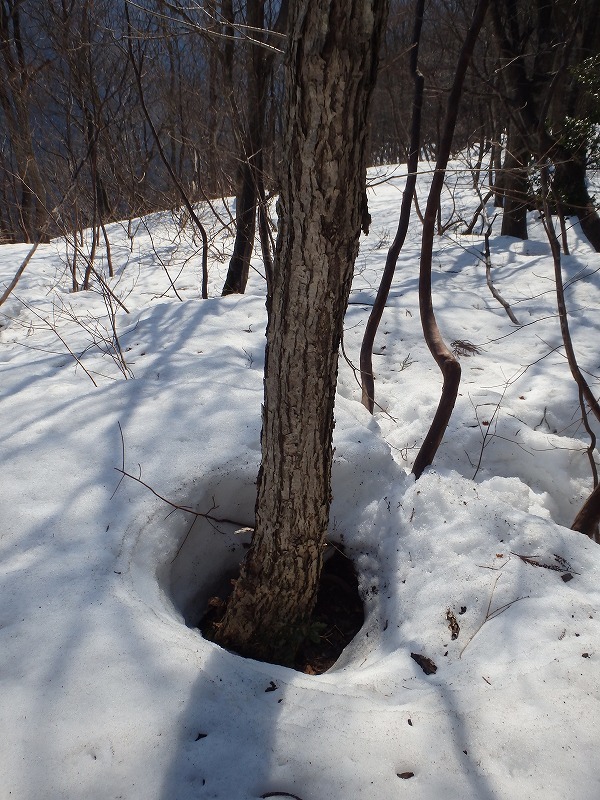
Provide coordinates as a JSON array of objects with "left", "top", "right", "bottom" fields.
[
  {"left": 500, "top": 123, "right": 529, "bottom": 239},
  {"left": 360, "top": 0, "right": 425, "bottom": 412},
  {"left": 221, "top": 0, "right": 269, "bottom": 296},
  {"left": 554, "top": 152, "right": 600, "bottom": 252},
  {"left": 411, "top": 0, "right": 491, "bottom": 479},
  {"left": 222, "top": 162, "right": 258, "bottom": 295},
  {"left": 211, "top": 0, "right": 389, "bottom": 665},
  {"left": 572, "top": 482, "right": 600, "bottom": 541}
]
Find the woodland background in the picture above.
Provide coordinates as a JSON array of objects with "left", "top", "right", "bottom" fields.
[{"left": 3, "top": 0, "right": 599, "bottom": 266}]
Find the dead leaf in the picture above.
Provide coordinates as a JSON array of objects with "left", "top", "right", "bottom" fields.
[{"left": 411, "top": 652, "right": 437, "bottom": 675}]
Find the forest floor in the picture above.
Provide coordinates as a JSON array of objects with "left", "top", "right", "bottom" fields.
[{"left": 1, "top": 160, "right": 600, "bottom": 799}]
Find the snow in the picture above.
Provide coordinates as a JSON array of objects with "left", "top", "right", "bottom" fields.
[{"left": 1, "top": 161, "right": 600, "bottom": 799}]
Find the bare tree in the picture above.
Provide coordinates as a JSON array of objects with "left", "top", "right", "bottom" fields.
[
  {"left": 0, "top": 0, "right": 48, "bottom": 241},
  {"left": 210, "top": 0, "right": 389, "bottom": 665},
  {"left": 125, "top": 3, "right": 210, "bottom": 298},
  {"left": 221, "top": 0, "right": 288, "bottom": 296},
  {"left": 491, "top": 0, "right": 600, "bottom": 250}
]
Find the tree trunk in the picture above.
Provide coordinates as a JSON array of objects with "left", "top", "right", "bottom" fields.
[
  {"left": 411, "top": 0, "right": 490, "bottom": 479},
  {"left": 222, "top": 162, "right": 258, "bottom": 295},
  {"left": 211, "top": 0, "right": 388, "bottom": 665},
  {"left": 554, "top": 151, "right": 600, "bottom": 252},
  {"left": 221, "top": 0, "right": 267, "bottom": 296},
  {"left": 500, "top": 123, "right": 529, "bottom": 239},
  {"left": 360, "top": 0, "right": 425, "bottom": 412},
  {"left": 572, "top": 482, "right": 600, "bottom": 540}
]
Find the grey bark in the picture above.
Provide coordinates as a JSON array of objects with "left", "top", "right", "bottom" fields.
[{"left": 212, "top": 0, "right": 389, "bottom": 664}]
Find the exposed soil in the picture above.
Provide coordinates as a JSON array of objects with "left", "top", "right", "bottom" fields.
[
  {"left": 198, "top": 546, "right": 364, "bottom": 675},
  {"left": 294, "top": 547, "right": 364, "bottom": 674}
]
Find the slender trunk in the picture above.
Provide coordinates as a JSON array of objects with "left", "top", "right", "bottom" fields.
[
  {"left": 412, "top": 0, "right": 490, "bottom": 479},
  {"left": 492, "top": 137, "right": 504, "bottom": 207},
  {"left": 222, "top": 163, "right": 258, "bottom": 295},
  {"left": 222, "top": 0, "right": 266, "bottom": 296},
  {"left": 360, "top": 0, "right": 425, "bottom": 412},
  {"left": 221, "top": 0, "right": 288, "bottom": 295}
]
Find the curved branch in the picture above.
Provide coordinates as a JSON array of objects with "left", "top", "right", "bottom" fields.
[
  {"left": 484, "top": 219, "right": 520, "bottom": 325},
  {"left": 0, "top": 240, "right": 39, "bottom": 306},
  {"left": 540, "top": 166, "right": 600, "bottom": 426},
  {"left": 360, "top": 0, "right": 425, "bottom": 412},
  {"left": 412, "top": 0, "right": 491, "bottom": 479}
]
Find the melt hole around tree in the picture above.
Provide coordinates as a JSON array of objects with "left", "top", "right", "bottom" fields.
[
  {"left": 158, "top": 471, "right": 257, "bottom": 627},
  {"left": 198, "top": 544, "right": 365, "bottom": 674}
]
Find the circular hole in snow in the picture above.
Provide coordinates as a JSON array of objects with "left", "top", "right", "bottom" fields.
[
  {"left": 125, "top": 463, "right": 365, "bottom": 672},
  {"left": 198, "top": 541, "right": 365, "bottom": 673},
  {"left": 166, "top": 477, "right": 257, "bottom": 626},
  {"left": 124, "top": 465, "right": 256, "bottom": 627}
]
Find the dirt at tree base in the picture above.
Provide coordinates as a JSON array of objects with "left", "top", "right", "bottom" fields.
[{"left": 198, "top": 546, "right": 365, "bottom": 675}]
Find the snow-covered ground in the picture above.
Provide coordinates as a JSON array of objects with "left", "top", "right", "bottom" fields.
[{"left": 1, "top": 162, "right": 599, "bottom": 799}]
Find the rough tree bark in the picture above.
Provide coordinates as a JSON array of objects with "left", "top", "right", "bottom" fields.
[{"left": 211, "top": 0, "right": 389, "bottom": 665}]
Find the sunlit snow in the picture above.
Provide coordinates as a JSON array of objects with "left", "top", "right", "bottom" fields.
[{"left": 1, "top": 160, "right": 599, "bottom": 799}]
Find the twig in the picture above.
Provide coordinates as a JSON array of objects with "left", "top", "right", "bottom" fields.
[
  {"left": 483, "top": 218, "right": 521, "bottom": 325},
  {"left": 115, "top": 465, "right": 247, "bottom": 529},
  {"left": 510, "top": 552, "right": 578, "bottom": 574},
  {"left": 0, "top": 240, "right": 41, "bottom": 307},
  {"left": 10, "top": 294, "right": 100, "bottom": 386},
  {"left": 111, "top": 421, "right": 127, "bottom": 499},
  {"left": 470, "top": 382, "right": 509, "bottom": 479},
  {"left": 459, "top": 574, "right": 528, "bottom": 658},
  {"left": 462, "top": 190, "right": 493, "bottom": 235}
]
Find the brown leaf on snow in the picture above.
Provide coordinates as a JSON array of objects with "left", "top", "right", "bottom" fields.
[
  {"left": 446, "top": 609, "right": 460, "bottom": 640},
  {"left": 411, "top": 652, "right": 437, "bottom": 675}
]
